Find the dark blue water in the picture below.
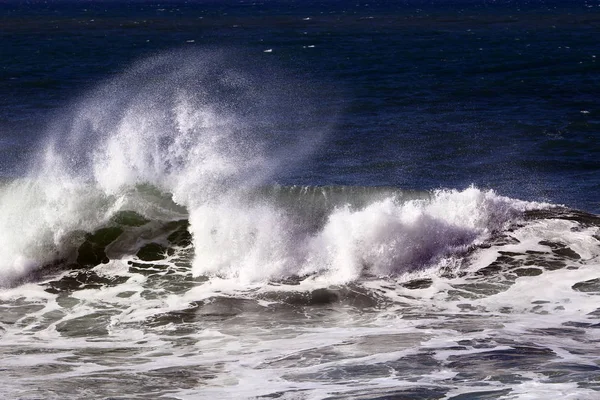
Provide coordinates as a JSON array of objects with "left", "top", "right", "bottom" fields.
[{"left": 1, "top": 0, "right": 599, "bottom": 212}]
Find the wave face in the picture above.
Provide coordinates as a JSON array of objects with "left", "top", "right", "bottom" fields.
[{"left": 0, "top": 49, "right": 334, "bottom": 285}]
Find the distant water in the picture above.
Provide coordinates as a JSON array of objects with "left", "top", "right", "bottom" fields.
[{"left": 1, "top": 1, "right": 599, "bottom": 399}]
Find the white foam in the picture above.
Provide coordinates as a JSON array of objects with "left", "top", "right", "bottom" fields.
[
  {"left": 189, "top": 187, "right": 548, "bottom": 284},
  {"left": 0, "top": 208, "right": 598, "bottom": 399}
]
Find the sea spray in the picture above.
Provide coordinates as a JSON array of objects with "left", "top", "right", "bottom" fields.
[{"left": 42, "top": 49, "right": 330, "bottom": 200}]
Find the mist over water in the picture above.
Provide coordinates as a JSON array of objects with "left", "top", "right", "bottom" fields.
[{"left": 44, "top": 49, "right": 330, "bottom": 198}]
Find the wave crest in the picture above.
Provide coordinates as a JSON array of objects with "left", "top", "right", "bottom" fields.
[{"left": 190, "top": 187, "right": 547, "bottom": 283}]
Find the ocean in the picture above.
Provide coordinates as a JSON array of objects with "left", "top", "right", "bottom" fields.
[{"left": 1, "top": 1, "right": 599, "bottom": 398}]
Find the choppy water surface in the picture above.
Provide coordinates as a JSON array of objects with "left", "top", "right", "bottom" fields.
[
  {"left": 1, "top": 186, "right": 599, "bottom": 399},
  {"left": 1, "top": 1, "right": 599, "bottom": 399}
]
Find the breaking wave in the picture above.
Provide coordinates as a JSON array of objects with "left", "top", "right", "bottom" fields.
[{"left": 0, "top": 49, "right": 551, "bottom": 286}]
